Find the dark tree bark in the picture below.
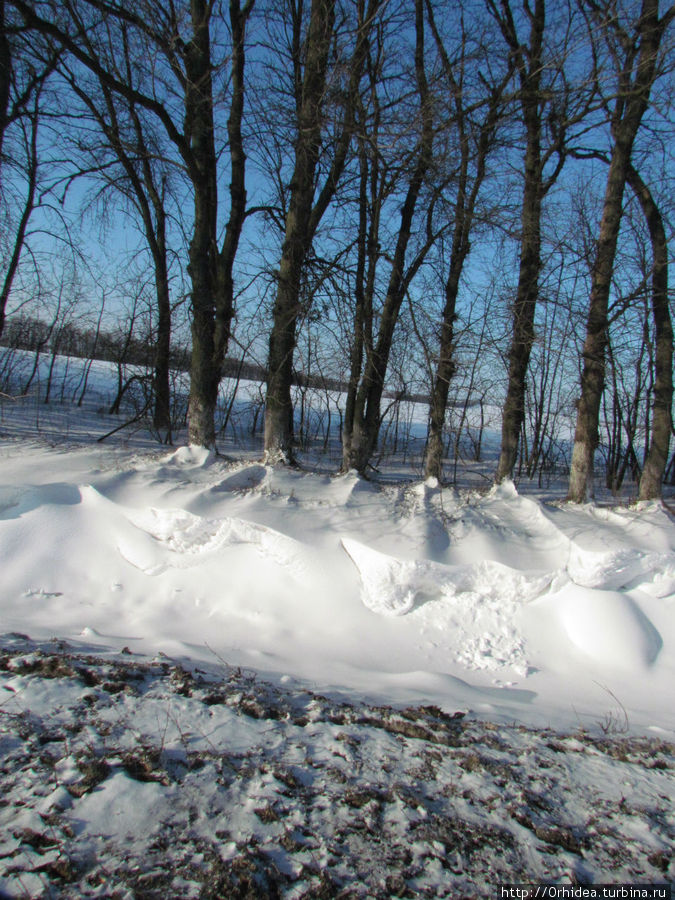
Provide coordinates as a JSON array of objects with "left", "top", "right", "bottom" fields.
[
  {"left": 147, "top": 184, "right": 172, "bottom": 434},
  {"left": 342, "top": 24, "right": 381, "bottom": 467},
  {"left": 489, "top": 0, "right": 585, "bottom": 484},
  {"left": 0, "top": 0, "right": 10, "bottom": 159},
  {"left": 188, "top": 0, "right": 255, "bottom": 446},
  {"left": 264, "top": 0, "right": 337, "bottom": 462},
  {"left": 491, "top": 0, "right": 546, "bottom": 485},
  {"left": 342, "top": 0, "right": 434, "bottom": 474},
  {"left": 213, "top": 0, "right": 254, "bottom": 429},
  {"left": 423, "top": 0, "right": 511, "bottom": 482},
  {"left": 11, "top": 0, "right": 255, "bottom": 448},
  {"left": 264, "top": 0, "right": 378, "bottom": 463},
  {"left": 567, "top": 0, "right": 675, "bottom": 502},
  {"left": 184, "top": 0, "right": 221, "bottom": 447},
  {"left": 627, "top": 167, "right": 673, "bottom": 501},
  {"left": 0, "top": 90, "right": 38, "bottom": 339},
  {"left": 342, "top": 129, "right": 375, "bottom": 468}
]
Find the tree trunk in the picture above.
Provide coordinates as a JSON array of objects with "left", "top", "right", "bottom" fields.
[
  {"left": 567, "top": 0, "right": 670, "bottom": 502},
  {"left": 344, "top": 0, "right": 433, "bottom": 474},
  {"left": 214, "top": 0, "right": 254, "bottom": 424},
  {"left": 494, "top": 159, "right": 541, "bottom": 483},
  {"left": 264, "top": 0, "right": 349, "bottom": 462},
  {"left": 342, "top": 19, "right": 382, "bottom": 470},
  {"left": 179, "top": 1, "right": 255, "bottom": 442},
  {"left": 342, "top": 134, "right": 370, "bottom": 469},
  {"left": 425, "top": 245, "right": 464, "bottom": 480},
  {"left": 185, "top": 0, "right": 220, "bottom": 447},
  {"left": 423, "top": 0, "right": 508, "bottom": 481},
  {"left": 567, "top": 143, "right": 633, "bottom": 500},
  {"left": 132, "top": 115, "right": 172, "bottom": 435},
  {"left": 342, "top": 122, "right": 379, "bottom": 469},
  {"left": 629, "top": 168, "right": 673, "bottom": 501},
  {"left": 493, "top": 0, "right": 545, "bottom": 484},
  {"left": 152, "top": 250, "right": 172, "bottom": 433}
]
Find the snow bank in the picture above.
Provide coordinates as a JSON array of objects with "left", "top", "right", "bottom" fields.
[
  {"left": 0, "top": 440, "right": 674, "bottom": 736},
  {"left": 553, "top": 584, "right": 662, "bottom": 669}
]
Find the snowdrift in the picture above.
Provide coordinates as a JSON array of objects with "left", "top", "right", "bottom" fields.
[{"left": 1, "top": 442, "right": 674, "bottom": 736}]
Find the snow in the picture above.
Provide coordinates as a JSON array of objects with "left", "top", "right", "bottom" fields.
[
  {"left": 553, "top": 584, "right": 662, "bottom": 670},
  {"left": 1, "top": 636, "right": 673, "bottom": 897},
  {"left": 1, "top": 438, "right": 674, "bottom": 733},
  {"left": 0, "top": 394, "right": 674, "bottom": 893}
]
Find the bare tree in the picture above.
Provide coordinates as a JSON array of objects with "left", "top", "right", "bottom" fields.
[
  {"left": 10, "top": 0, "right": 255, "bottom": 447},
  {"left": 626, "top": 166, "right": 673, "bottom": 501},
  {"left": 0, "top": 7, "right": 57, "bottom": 339},
  {"left": 342, "top": 0, "right": 434, "bottom": 474},
  {"left": 567, "top": 0, "right": 675, "bottom": 502},
  {"left": 487, "top": 0, "right": 575, "bottom": 484},
  {"left": 423, "top": 0, "right": 512, "bottom": 481},
  {"left": 59, "top": 37, "right": 176, "bottom": 434},
  {"left": 263, "top": 0, "right": 380, "bottom": 463},
  {"left": 341, "top": 11, "right": 384, "bottom": 472},
  {"left": 0, "top": 84, "right": 39, "bottom": 339}
]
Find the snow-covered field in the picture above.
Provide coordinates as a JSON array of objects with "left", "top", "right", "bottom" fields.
[{"left": 0, "top": 372, "right": 674, "bottom": 896}]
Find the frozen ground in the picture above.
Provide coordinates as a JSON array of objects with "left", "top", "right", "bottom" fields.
[
  {"left": 0, "top": 373, "right": 674, "bottom": 896},
  {"left": 1, "top": 635, "right": 673, "bottom": 898}
]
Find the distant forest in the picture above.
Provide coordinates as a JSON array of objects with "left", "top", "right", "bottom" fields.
[{"left": 0, "top": 314, "right": 430, "bottom": 400}]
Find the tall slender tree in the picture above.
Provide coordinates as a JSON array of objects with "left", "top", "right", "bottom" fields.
[
  {"left": 567, "top": 0, "right": 675, "bottom": 502},
  {"left": 423, "top": 0, "right": 512, "bottom": 481},
  {"left": 264, "top": 0, "right": 380, "bottom": 463},
  {"left": 10, "top": 0, "right": 255, "bottom": 447},
  {"left": 488, "top": 0, "right": 573, "bottom": 484},
  {"left": 342, "top": 0, "right": 434, "bottom": 474},
  {"left": 628, "top": 166, "right": 672, "bottom": 501},
  {"left": 342, "top": 20, "right": 383, "bottom": 470}
]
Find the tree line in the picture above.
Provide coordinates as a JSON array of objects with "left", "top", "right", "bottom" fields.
[
  {"left": 0, "top": 311, "right": 363, "bottom": 394},
  {"left": 1, "top": 0, "right": 674, "bottom": 500}
]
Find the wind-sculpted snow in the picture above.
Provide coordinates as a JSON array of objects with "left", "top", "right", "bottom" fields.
[
  {"left": 341, "top": 537, "right": 556, "bottom": 675},
  {"left": 553, "top": 584, "right": 663, "bottom": 669},
  {"left": 0, "top": 443, "right": 674, "bottom": 737},
  {"left": 342, "top": 536, "right": 555, "bottom": 616},
  {"left": 120, "top": 504, "right": 314, "bottom": 583}
]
